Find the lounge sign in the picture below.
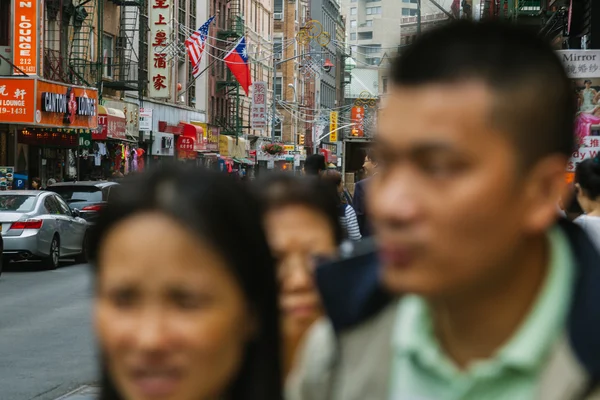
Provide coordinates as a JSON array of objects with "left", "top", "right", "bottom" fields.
[
  {"left": 36, "top": 81, "right": 98, "bottom": 129},
  {"left": 13, "top": 0, "right": 38, "bottom": 74}
]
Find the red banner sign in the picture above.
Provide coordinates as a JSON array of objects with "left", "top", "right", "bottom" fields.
[{"left": 351, "top": 106, "right": 365, "bottom": 137}]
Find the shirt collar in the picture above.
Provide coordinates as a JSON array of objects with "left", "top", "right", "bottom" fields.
[{"left": 393, "top": 226, "right": 576, "bottom": 373}]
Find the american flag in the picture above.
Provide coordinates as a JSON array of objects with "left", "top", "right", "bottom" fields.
[{"left": 185, "top": 16, "right": 215, "bottom": 78}]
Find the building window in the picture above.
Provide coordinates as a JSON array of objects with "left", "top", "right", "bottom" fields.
[
  {"left": 350, "top": 20, "right": 357, "bottom": 28},
  {"left": 275, "top": 77, "right": 283, "bottom": 99},
  {"left": 366, "top": 6, "right": 382, "bottom": 15},
  {"left": 366, "top": 20, "right": 373, "bottom": 27},
  {"left": 382, "top": 77, "right": 388, "bottom": 93},
  {"left": 274, "top": 0, "right": 283, "bottom": 18},
  {"left": 350, "top": 7, "right": 357, "bottom": 15},
  {"left": 351, "top": 0, "right": 357, "bottom": 2},
  {"left": 0, "top": 0, "right": 9, "bottom": 47},
  {"left": 403, "top": 0, "right": 418, "bottom": 2},
  {"left": 102, "top": 34, "right": 114, "bottom": 79},
  {"left": 350, "top": 33, "right": 357, "bottom": 41},
  {"left": 363, "top": 44, "right": 381, "bottom": 54},
  {"left": 358, "top": 31, "right": 373, "bottom": 40},
  {"left": 274, "top": 37, "right": 283, "bottom": 60},
  {"left": 366, "top": 0, "right": 380, "bottom": 2},
  {"left": 367, "top": 57, "right": 380, "bottom": 65},
  {"left": 402, "top": 8, "right": 418, "bottom": 16}
]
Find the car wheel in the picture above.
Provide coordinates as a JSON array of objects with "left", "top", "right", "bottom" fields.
[
  {"left": 43, "top": 235, "right": 60, "bottom": 270},
  {"left": 75, "top": 232, "right": 88, "bottom": 264}
]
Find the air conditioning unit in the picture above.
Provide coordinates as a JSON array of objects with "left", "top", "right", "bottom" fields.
[
  {"left": 274, "top": 12, "right": 283, "bottom": 20},
  {"left": 0, "top": 47, "right": 12, "bottom": 76}
]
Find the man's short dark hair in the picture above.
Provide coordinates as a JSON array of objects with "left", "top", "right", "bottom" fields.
[
  {"left": 392, "top": 20, "right": 575, "bottom": 167},
  {"left": 305, "top": 154, "right": 327, "bottom": 175}
]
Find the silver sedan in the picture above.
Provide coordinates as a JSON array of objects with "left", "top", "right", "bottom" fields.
[{"left": 0, "top": 191, "right": 89, "bottom": 269}]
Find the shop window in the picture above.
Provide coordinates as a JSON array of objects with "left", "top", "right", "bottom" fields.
[{"left": 103, "top": 34, "right": 114, "bottom": 79}]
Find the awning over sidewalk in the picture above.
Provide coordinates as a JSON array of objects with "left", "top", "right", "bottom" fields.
[{"left": 96, "top": 106, "right": 127, "bottom": 140}]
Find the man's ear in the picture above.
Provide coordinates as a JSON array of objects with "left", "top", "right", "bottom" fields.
[{"left": 521, "top": 155, "right": 569, "bottom": 234}]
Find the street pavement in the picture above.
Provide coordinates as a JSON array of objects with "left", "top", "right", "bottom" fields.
[{"left": 0, "top": 262, "right": 98, "bottom": 400}]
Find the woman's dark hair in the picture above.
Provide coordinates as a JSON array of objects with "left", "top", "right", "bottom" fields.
[
  {"left": 255, "top": 173, "right": 343, "bottom": 245},
  {"left": 585, "top": 80, "right": 593, "bottom": 85},
  {"left": 89, "top": 165, "right": 282, "bottom": 400},
  {"left": 575, "top": 158, "right": 600, "bottom": 200},
  {"left": 304, "top": 154, "right": 327, "bottom": 175},
  {"left": 31, "top": 177, "right": 42, "bottom": 188}
]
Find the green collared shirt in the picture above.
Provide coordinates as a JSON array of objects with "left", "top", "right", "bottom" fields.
[{"left": 389, "top": 227, "right": 575, "bottom": 400}]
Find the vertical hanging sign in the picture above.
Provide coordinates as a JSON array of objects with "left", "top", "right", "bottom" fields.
[
  {"left": 329, "top": 111, "right": 338, "bottom": 142},
  {"left": 351, "top": 106, "right": 364, "bottom": 137},
  {"left": 13, "top": 0, "right": 38, "bottom": 75},
  {"left": 148, "top": 0, "right": 172, "bottom": 98},
  {"left": 250, "top": 81, "right": 267, "bottom": 129}
]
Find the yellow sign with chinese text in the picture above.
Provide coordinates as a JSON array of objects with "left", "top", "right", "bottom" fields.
[{"left": 329, "top": 111, "right": 338, "bottom": 142}]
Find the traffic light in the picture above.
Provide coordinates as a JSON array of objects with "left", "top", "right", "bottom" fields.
[{"left": 298, "top": 134, "right": 305, "bottom": 145}]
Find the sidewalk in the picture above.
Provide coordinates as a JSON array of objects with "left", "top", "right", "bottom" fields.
[{"left": 54, "top": 385, "right": 100, "bottom": 400}]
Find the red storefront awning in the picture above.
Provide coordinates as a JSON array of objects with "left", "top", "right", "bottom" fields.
[
  {"left": 177, "top": 135, "right": 196, "bottom": 159},
  {"left": 178, "top": 122, "right": 208, "bottom": 152},
  {"left": 96, "top": 106, "right": 127, "bottom": 140}
]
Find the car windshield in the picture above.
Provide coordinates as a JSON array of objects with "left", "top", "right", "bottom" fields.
[
  {"left": 0, "top": 194, "right": 37, "bottom": 212},
  {"left": 49, "top": 187, "right": 103, "bottom": 203}
]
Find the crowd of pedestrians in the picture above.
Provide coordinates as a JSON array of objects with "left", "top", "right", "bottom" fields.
[{"left": 87, "top": 20, "right": 600, "bottom": 400}]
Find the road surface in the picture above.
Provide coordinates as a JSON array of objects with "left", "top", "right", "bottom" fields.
[{"left": 0, "top": 262, "right": 98, "bottom": 400}]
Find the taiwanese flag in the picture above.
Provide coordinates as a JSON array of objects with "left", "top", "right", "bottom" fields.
[{"left": 224, "top": 36, "right": 252, "bottom": 96}]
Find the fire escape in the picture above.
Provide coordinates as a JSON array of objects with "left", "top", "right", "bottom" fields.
[
  {"left": 43, "top": 0, "right": 97, "bottom": 85},
  {"left": 215, "top": 0, "right": 244, "bottom": 137},
  {"left": 103, "top": 0, "right": 145, "bottom": 94},
  {"left": 480, "top": 1, "right": 568, "bottom": 44}
]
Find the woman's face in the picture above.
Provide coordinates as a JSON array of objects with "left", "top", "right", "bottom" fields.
[
  {"left": 586, "top": 81, "right": 592, "bottom": 89},
  {"left": 264, "top": 205, "right": 337, "bottom": 333},
  {"left": 95, "top": 212, "right": 253, "bottom": 400},
  {"left": 32, "top": 181, "right": 39, "bottom": 189}
]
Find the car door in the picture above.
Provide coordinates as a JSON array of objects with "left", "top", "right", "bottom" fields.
[
  {"left": 54, "top": 195, "right": 87, "bottom": 254},
  {"left": 39, "top": 195, "right": 63, "bottom": 252}
]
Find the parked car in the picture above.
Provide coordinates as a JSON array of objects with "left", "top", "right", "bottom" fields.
[
  {"left": 0, "top": 191, "right": 89, "bottom": 269},
  {"left": 47, "top": 181, "right": 118, "bottom": 223}
]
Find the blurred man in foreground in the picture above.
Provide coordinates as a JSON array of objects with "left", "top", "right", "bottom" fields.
[{"left": 288, "top": 21, "right": 600, "bottom": 400}]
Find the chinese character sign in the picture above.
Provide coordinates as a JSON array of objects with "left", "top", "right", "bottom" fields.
[
  {"left": 329, "top": 111, "right": 338, "bottom": 142},
  {"left": 251, "top": 81, "right": 267, "bottom": 129},
  {"left": 148, "top": 0, "right": 172, "bottom": 98},
  {"left": 0, "top": 78, "right": 35, "bottom": 123},
  {"left": 13, "top": 0, "right": 38, "bottom": 74},
  {"left": 558, "top": 50, "right": 600, "bottom": 79},
  {"left": 351, "top": 106, "right": 364, "bottom": 137}
]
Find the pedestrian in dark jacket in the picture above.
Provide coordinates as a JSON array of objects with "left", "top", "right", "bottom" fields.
[{"left": 288, "top": 20, "right": 600, "bottom": 400}]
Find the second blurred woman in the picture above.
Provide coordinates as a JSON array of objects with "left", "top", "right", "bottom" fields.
[
  {"left": 257, "top": 174, "right": 342, "bottom": 377},
  {"left": 574, "top": 157, "right": 600, "bottom": 250},
  {"left": 90, "top": 165, "right": 282, "bottom": 400}
]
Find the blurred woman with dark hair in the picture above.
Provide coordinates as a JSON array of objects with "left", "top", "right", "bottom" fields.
[
  {"left": 89, "top": 165, "right": 282, "bottom": 400},
  {"left": 255, "top": 174, "right": 342, "bottom": 377}
]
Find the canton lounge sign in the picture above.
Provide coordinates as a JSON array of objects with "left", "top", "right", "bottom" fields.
[{"left": 41, "top": 88, "right": 97, "bottom": 124}]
